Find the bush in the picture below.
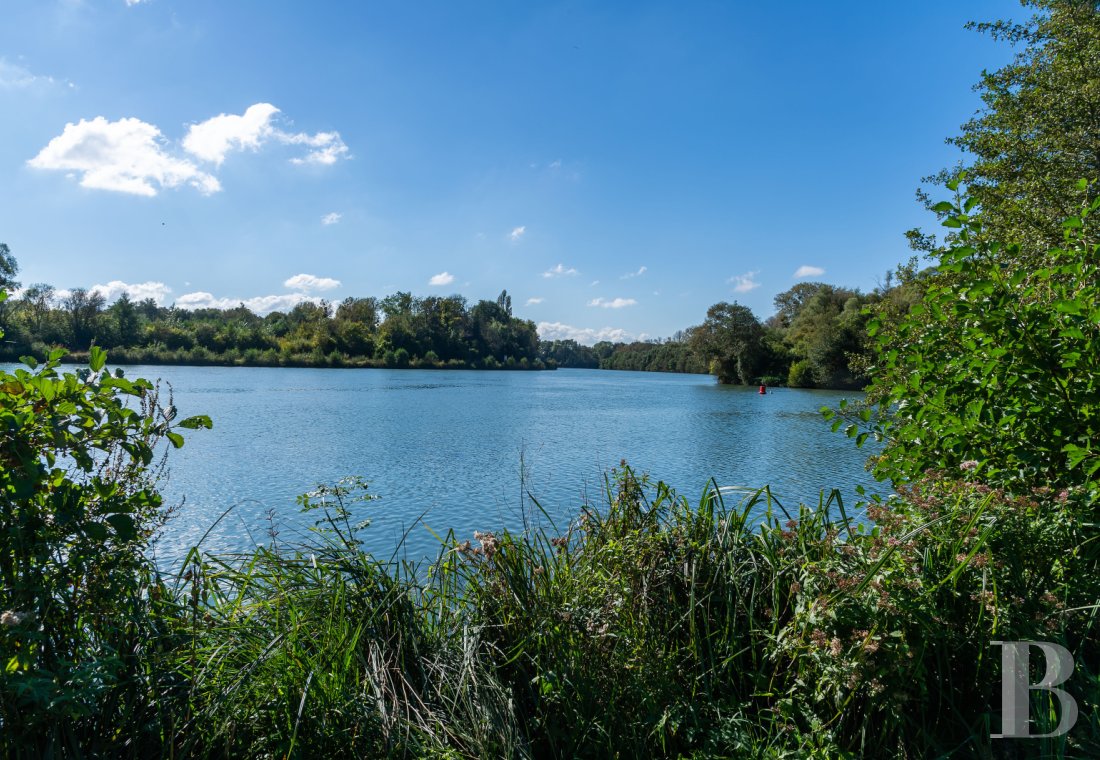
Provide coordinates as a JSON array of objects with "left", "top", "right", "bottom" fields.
[
  {"left": 856, "top": 182, "right": 1100, "bottom": 496},
  {"left": 788, "top": 359, "right": 815, "bottom": 387},
  {"left": 0, "top": 335, "right": 211, "bottom": 756}
]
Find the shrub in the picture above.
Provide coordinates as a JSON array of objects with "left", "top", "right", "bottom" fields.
[
  {"left": 788, "top": 359, "right": 815, "bottom": 387},
  {"left": 0, "top": 332, "right": 211, "bottom": 756}
]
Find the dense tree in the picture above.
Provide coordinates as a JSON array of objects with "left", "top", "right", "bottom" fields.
[
  {"left": 20, "top": 284, "right": 55, "bottom": 336},
  {"left": 689, "top": 302, "right": 764, "bottom": 385},
  {"left": 0, "top": 243, "right": 18, "bottom": 291},
  {"left": 62, "top": 288, "right": 106, "bottom": 350},
  {"left": 847, "top": 186, "right": 1100, "bottom": 495},
  {"left": 335, "top": 297, "right": 380, "bottom": 331},
  {"left": 1, "top": 243, "right": 885, "bottom": 388},
  {"left": 782, "top": 285, "right": 870, "bottom": 389},
  {"left": 539, "top": 339, "right": 599, "bottom": 368},
  {"left": 918, "top": 1, "right": 1100, "bottom": 259},
  {"left": 108, "top": 293, "right": 140, "bottom": 347}
]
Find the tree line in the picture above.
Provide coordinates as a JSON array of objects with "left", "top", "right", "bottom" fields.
[
  {"left": 540, "top": 272, "right": 922, "bottom": 389},
  {"left": 1, "top": 242, "right": 919, "bottom": 390},
  {"left": 0, "top": 275, "right": 547, "bottom": 370}
]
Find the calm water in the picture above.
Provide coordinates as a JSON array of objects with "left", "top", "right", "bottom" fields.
[{"left": 71, "top": 366, "right": 884, "bottom": 564}]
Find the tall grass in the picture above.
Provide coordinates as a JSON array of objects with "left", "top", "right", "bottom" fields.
[{"left": 133, "top": 466, "right": 1097, "bottom": 758}]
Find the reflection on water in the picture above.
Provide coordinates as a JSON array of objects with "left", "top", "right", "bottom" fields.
[{"left": 91, "top": 366, "right": 883, "bottom": 566}]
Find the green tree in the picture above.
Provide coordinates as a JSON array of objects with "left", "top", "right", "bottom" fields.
[
  {"left": 843, "top": 182, "right": 1100, "bottom": 495},
  {"left": 0, "top": 243, "right": 18, "bottom": 291},
  {"left": 690, "top": 302, "right": 763, "bottom": 385},
  {"left": 62, "top": 288, "right": 106, "bottom": 350},
  {"left": 109, "top": 292, "right": 140, "bottom": 347},
  {"left": 784, "top": 285, "right": 870, "bottom": 388},
  {"left": 19, "top": 284, "right": 55, "bottom": 336},
  {"left": 919, "top": 1, "right": 1100, "bottom": 259}
]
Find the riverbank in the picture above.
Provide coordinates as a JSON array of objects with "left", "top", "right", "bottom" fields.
[{"left": 5, "top": 462, "right": 1097, "bottom": 757}]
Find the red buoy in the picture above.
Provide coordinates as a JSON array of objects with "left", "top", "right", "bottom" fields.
[{"left": 759, "top": 384, "right": 767, "bottom": 394}]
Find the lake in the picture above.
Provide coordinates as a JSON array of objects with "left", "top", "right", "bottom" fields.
[{"left": 87, "top": 366, "right": 882, "bottom": 565}]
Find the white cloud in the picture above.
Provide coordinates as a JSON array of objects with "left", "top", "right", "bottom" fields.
[
  {"left": 184, "top": 103, "right": 349, "bottom": 167},
  {"left": 182, "top": 103, "right": 279, "bottom": 166},
  {"left": 28, "top": 116, "right": 220, "bottom": 197},
  {"left": 588, "top": 297, "right": 637, "bottom": 309},
  {"left": 728, "top": 271, "right": 761, "bottom": 293},
  {"left": 589, "top": 280, "right": 599, "bottom": 287},
  {"left": 794, "top": 265, "right": 825, "bottom": 278},
  {"left": 175, "top": 291, "right": 319, "bottom": 315},
  {"left": 429, "top": 271, "right": 455, "bottom": 286},
  {"left": 620, "top": 265, "right": 647, "bottom": 279},
  {"left": 31, "top": 104, "right": 348, "bottom": 197},
  {"left": 125, "top": 0, "right": 149, "bottom": 6},
  {"left": 0, "top": 58, "right": 60, "bottom": 89},
  {"left": 537, "top": 321, "right": 635, "bottom": 346},
  {"left": 525, "top": 297, "right": 544, "bottom": 306},
  {"left": 284, "top": 273, "right": 341, "bottom": 292},
  {"left": 321, "top": 211, "right": 342, "bottom": 225},
  {"left": 285, "top": 132, "right": 349, "bottom": 165},
  {"left": 542, "top": 263, "right": 578, "bottom": 278},
  {"left": 90, "top": 280, "right": 171, "bottom": 305},
  {"left": 548, "top": 159, "right": 562, "bottom": 170},
  {"left": 509, "top": 225, "right": 526, "bottom": 242}
]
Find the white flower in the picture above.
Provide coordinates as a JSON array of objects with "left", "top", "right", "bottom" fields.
[{"left": 1, "top": 610, "right": 33, "bottom": 626}]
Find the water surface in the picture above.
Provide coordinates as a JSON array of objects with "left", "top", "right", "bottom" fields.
[{"left": 86, "top": 366, "right": 881, "bottom": 564}]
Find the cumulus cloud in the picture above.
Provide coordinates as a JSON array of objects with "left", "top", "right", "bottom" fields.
[
  {"left": 509, "top": 225, "right": 526, "bottom": 242},
  {"left": 429, "top": 271, "right": 455, "bottom": 286},
  {"left": 28, "top": 116, "right": 220, "bottom": 196},
  {"left": 90, "top": 280, "right": 171, "bottom": 305},
  {"left": 537, "top": 321, "right": 635, "bottom": 346},
  {"left": 182, "top": 103, "right": 278, "bottom": 165},
  {"left": 30, "top": 103, "right": 348, "bottom": 197},
  {"left": 284, "top": 273, "right": 340, "bottom": 292},
  {"left": 620, "top": 266, "right": 647, "bottom": 279},
  {"left": 588, "top": 297, "right": 637, "bottom": 309},
  {"left": 175, "top": 291, "right": 320, "bottom": 315},
  {"left": 321, "top": 212, "right": 342, "bottom": 225},
  {"left": 525, "top": 297, "right": 544, "bottom": 306},
  {"left": 184, "top": 103, "right": 349, "bottom": 167},
  {"left": 542, "top": 263, "right": 578, "bottom": 278},
  {"left": 125, "top": 1, "right": 149, "bottom": 7},
  {"left": 729, "top": 271, "right": 761, "bottom": 293},
  {"left": 794, "top": 265, "right": 825, "bottom": 278}
]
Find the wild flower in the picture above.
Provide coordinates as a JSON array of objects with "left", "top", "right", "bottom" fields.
[
  {"left": 1, "top": 610, "right": 32, "bottom": 626},
  {"left": 473, "top": 531, "right": 499, "bottom": 558},
  {"left": 960, "top": 460, "right": 979, "bottom": 471}
]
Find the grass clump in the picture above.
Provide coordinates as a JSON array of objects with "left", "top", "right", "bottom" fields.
[{"left": 151, "top": 466, "right": 1098, "bottom": 758}]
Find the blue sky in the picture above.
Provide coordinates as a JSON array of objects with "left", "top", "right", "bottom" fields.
[{"left": 1, "top": 0, "right": 1023, "bottom": 343}]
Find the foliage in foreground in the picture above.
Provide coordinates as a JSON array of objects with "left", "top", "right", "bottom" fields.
[{"left": 4, "top": 189, "right": 1100, "bottom": 756}]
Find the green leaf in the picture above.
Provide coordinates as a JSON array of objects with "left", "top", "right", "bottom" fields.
[
  {"left": 89, "top": 345, "right": 107, "bottom": 372},
  {"left": 106, "top": 513, "right": 137, "bottom": 541},
  {"left": 83, "top": 522, "right": 108, "bottom": 541},
  {"left": 166, "top": 431, "right": 185, "bottom": 449},
  {"left": 932, "top": 201, "right": 955, "bottom": 213},
  {"left": 1054, "top": 300, "right": 1083, "bottom": 315},
  {"left": 177, "top": 414, "right": 213, "bottom": 430}
]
